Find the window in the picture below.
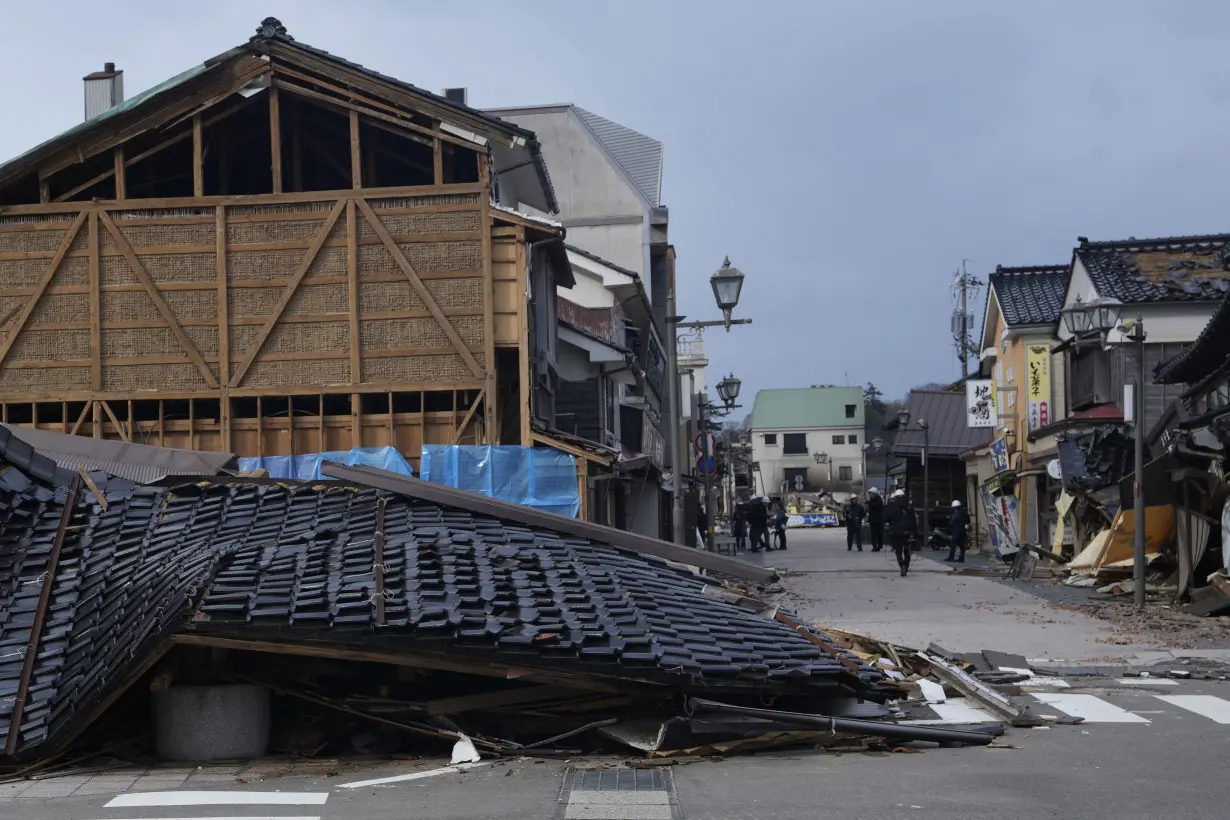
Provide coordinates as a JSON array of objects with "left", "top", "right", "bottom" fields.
[
  {"left": 845, "top": 404, "right": 856, "bottom": 418},
  {"left": 783, "top": 467, "right": 809, "bottom": 491},
  {"left": 832, "top": 435, "right": 845, "bottom": 445},
  {"left": 838, "top": 465, "right": 853, "bottom": 481},
  {"left": 849, "top": 434, "right": 858, "bottom": 445},
  {"left": 764, "top": 433, "right": 777, "bottom": 445},
  {"left": 783, "top": 433, "right": 808, "bottom": 455}
]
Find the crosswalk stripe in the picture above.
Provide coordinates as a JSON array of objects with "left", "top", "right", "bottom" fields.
[
  {"left": 1154, "top": 695, "right": 1230, "bottom": 724},
  {"left": 1115, "top": 678, "right": 1179, "bottom": 686},
  {"left": 1031, "top": 693, "right": 1151, "bottom": 723},
  {"left": 105, "top": 791, "right": 329, "bottom": 807},
  {"left": 900, "top": 699, "right": 997, "bottom": 724},
  {"left": 89, "top": 817, "right": 320, "bottom": 820}
]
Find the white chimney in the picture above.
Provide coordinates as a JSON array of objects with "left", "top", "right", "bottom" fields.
[{"left": 84, "top": 63, "right": 124, "bottom": 121}]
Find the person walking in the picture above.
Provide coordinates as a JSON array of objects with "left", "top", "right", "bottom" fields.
[
  {"left": 732, "top": 503, "right": 748, "bottom": 552},
  {"left": 885, "top": 489, "right": 917, "bottom": 576},
  {"left": 771, "top": 502, "right": 789, "bottom": 550},
  {"left": 867, "top": 487, "right": 885, "bottom": 552},
  {"left": 946, "top": 499, "right": 971, "bottom": 563},
  {"left": 747, "top": 497, "right": 768, "bottom": 553},
  {"left": 844, "top": 496, "right": 865, "bottom": 551}
]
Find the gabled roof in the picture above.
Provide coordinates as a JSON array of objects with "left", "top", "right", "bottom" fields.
[
  {"left": 988, "top": 265, "right": 1070, "bottom": 327},
  {"left": 0, "top": 17, "right": 558, "bottom": 212},
  {"left": 566, "top": 243, "right": 641, "bottom": 281},
  {"left": 1154, "top": 291, "right": 1230, "bottom": 385},
  {"left": 890, "top": 390, "right": 993, "bottom": 458},
  {"left": 749, "top": 387, "right": 864, "bottom": 430},
  {"left": 573, "top": 107, "right": 663, "bottom": 207},
  {"left": 1075, "top": 233, "right": 1230, "bottom": 305}
]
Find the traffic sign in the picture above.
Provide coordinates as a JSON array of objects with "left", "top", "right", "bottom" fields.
[
  {"left": 694, "top": 432, "right": 716, "bottom": 454},
  {"left": 793, "top": 475, "right": 805, "bottom": 490},
  {"left": 696, "top": 456, "right": 717, "bottom": 475}
]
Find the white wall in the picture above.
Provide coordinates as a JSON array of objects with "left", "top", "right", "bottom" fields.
[
  {"left": 566, "top": 268, "right": 617, "bottom": 309},
  {"left": 751, "top": 425, "right": 867, "bottom": 493},
  {"left": 566, "top": 223, "right": 645, "bottom": 276},
  {"left": 1059, "top": 258, "right": 1216, "bottom": 344}
]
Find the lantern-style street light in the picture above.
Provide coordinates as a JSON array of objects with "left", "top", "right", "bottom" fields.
[
  {"left": 710, "top": 257, "right": 746, "bottom": 331},
  {"left": 716, "top": 373, "right": 742, "bottom": 408}
]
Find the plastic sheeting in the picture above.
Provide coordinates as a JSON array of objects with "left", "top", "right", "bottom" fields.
[
  {"left": 420, "top": 445, "right": 579, "bottom": 518},
  {"left": 237, "top": 446, "right": 413, "bottom": 482}
]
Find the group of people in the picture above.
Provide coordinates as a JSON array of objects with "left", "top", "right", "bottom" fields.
[
  {"left": 842, "top": 488, "right": 971, "bottom": 576},
  {"left": 730, "top": 497, "right": 788, "bottom": 552}
]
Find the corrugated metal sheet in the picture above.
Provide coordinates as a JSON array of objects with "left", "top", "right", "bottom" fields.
[
  {"left": 0, "top": 424, "right": 236, "bottom": 484},
  {"left": 891, "top": 390, "right": 993, "bottom": 458},
  {"left": 574, "top": 107, "right": 663, "bottom": 207}
]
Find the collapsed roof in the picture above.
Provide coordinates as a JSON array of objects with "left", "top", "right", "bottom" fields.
[{"left": 0, "top": 438, "right": 889, "bottom": 760}]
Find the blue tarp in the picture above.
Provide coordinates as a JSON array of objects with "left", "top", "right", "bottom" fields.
[
  {"left": 419, "top": 445, "right": 579, "bottom": 518},
  {"left": 237, "top": 446, "right": 413, "bottom": 482}
]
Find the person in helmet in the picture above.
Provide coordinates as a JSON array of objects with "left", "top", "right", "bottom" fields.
[
  {"left": 866, "top": 487, "right": 885, "bottom": 552},
  {"left": 947, "top": 499, "right": 971, "bottom": 563},
  {"left": 885, "top": 488, "right": 917, "bottom": 576}
]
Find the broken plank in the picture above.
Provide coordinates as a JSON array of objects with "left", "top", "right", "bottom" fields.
[{"left": 426, "top": 685, "right": 581, "bottom": 716}]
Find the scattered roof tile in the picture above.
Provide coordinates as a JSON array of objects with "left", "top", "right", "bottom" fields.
[
  {"left": 1076, "top": 234, "right": 1230, "bottom": 305},
  {"left": 1154, "top": 291, "right": 1230, "bottom": 385}
]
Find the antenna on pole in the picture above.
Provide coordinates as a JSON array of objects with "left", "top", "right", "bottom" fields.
[{"left": 949, "top": 259, "right": 983, "bottom": 378}]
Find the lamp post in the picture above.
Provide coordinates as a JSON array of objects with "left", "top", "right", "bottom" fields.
[
  {"left": 667, "top": 258, "right": 751, "bottom": 546},
  {"left": 863, "top": 436, "right": 883, "bottom": 497},
  {"left": 813, "top": 450, "right": 830, "bottom": 484},
  {"left": 1061, "top": 295, "right": 1146, "bottom": 609},
  {"left": 896, "top": 409, "right": 929, "bottom": 544}
]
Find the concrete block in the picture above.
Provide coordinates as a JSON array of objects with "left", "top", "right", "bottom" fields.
[{"left": 153, "top": 683, "right": 270, "bottom": 762}]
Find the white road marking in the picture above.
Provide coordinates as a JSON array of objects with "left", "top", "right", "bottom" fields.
[
  {"left": 1031, "top": 693, "right": 1151, "bottom": 723},
  {"left": 1115, "top": 678, "right": 1179, "bottom": 686},
  {"left": 998, "top": 667, "right": 1070, "bottom": 688},
  {"left": 900, "top": 699, "right": 997, "bottom": 724},
  {"left": 105, "top": 792, "right": 329, "bottom": 808},
  {"left": 337, "top": 761, "right": 492, "bottom": 788},
  {"left": 1155, "top": 695, "right": 1230, "bottom": 724},
  {"left": 94, "top": 817, "right": 319, "bottom": 820}
]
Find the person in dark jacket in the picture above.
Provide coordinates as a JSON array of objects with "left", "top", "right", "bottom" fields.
[
  {"left": 771, "top": 502, "right": 788, "bottom": 550},
  {"left": 844, "top": 497, "right": 865, "bottom": 551},
  {"left": 867, "top": 487, "right": 885, "bottom": 552},
  {"left": 747, "top": 498, "right": 769, "bottom": 553},
  {"left": 946, "top": 499, "right": 971, "bottom": 562},
  {"left": 885, "top": 489, "right": 917, "bottom": 576},
  {"left": 732, "top": 503, "right": 748, "bottom": 551}
]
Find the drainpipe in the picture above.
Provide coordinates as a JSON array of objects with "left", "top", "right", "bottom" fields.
[{"left": 667, "top": 275, "right": 685, "bottom": 544}]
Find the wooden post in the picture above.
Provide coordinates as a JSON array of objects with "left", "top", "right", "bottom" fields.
[
  {"left": 114, "top": 147, "right": 126, "bottom": 199},
  {"left": 351, "top": 393, "right": 362, "bottom": 450},
  {"left": 92, "top": 401, "right": 102, "bottom": 439},
  {"left": 347, "top": 198, "right": 361, "bottom": 385},
  {"left": 188, "top": 398, "right": 196, "bottom": 451},
  {"left": 433, "top": 128, "right": 443, "bottom": 186},
  {"left": 349, "top": 110, "right": 362, "bottom": 188},
  {"left": 386, "top": 391, "right": 396, "bottom": 446},
  {"left": 515, "top": 232, "right": 531, "bottom": 446},
  {"left": 39, "top": 178, "right": 50, "bottom": 204},
  {"left": 269, "top": 88, "right": 283, "bottom": 194},
  {"left": 217, "top": 204, "right": 231, "bottom": 451},
  {"left": 158, "top": 399, "right": 165, "bottom": 446},
  {"left": 88, "top": 211, "right": 101, "bottom": 393},
  {"left": 479, "top": 154, "right": 497, "bottom": 441},
  {"left": 256, "top": 396, "right": 264, "bottom": 457},
  {"left": 319, "top": 395, "right": 326, "bottom": 452},
  {"left": 192, "top": 115, "right": 204, "bottom": 197}
]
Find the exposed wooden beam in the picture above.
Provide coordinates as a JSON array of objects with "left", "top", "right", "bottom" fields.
[
  {"left": 450, "top": 389, "right": 484, "bottom": 445},
  {"left": 0, "top": 212, "right": 86, "bottom": 370},
  {"left": 347, "top": 198, "right": 361, "bottom": 384},
  {"left": 113, "top": 147, "right": 126, "bottom": 199},
  {"left": 228, "top": 200, "right": 346, "bottom": 388},
  {"left": 192, "top": 115, "right": 204, "bottom": 197},
  {"left": 355, "top": 197, "right": 484, "bottom": 379},
  {"left": 99, "top": 399, "right": 130, "bottom": 442},
  {"left": 88, "top": 214, "right": 101, "bottom": 392},
  {"left": 269, "top": 87, "right": 283, "bottom": 194},
  {"left": 98, "top": 212, "right": 218, "bottom": 389},
  {"left": 349, "top": 109, "right": 362, "bottom": 189},
  {"left": 69, "top": 401, "right": 91, "bottom": 436},
  {"left": 217, "top": 204, "right": 231, "bottom": 451}
]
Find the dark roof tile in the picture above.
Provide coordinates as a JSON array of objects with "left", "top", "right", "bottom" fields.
[
  {"left": 1154, "top": 291, "right": 1230, "bottom": 384},
  {"left": 989, "top": 265, "right": 1070, "bottom": 326},
  {"left": 890, "top": 390, "right": 993, "bottom": 458},
  {"left": 1076, "top": 233, "right": 1230, "bottom": 305}
]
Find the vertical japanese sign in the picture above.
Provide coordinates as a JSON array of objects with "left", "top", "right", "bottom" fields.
[
  {"left": 966, "top": 379, "right": 996, "bottom": 428},
  {"left": 1026, "top": 344, "right": 1051, "bottom": 432}
]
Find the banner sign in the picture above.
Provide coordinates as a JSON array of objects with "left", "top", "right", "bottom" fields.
[
  {"left": 787, "top": 513, "right": 838, "bottom": 528},
  {"left": 991, "top": 437, "right": 1011, "bottom": 473},
  {"left": 1026, "top": 344, "right": 1051, "bottom": 432},
  {"left": 966, "top": 379, "right": 997, "bottom": 428}
]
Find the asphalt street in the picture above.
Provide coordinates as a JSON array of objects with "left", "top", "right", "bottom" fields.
[{"left": 4, "top": 527, "right": 1227, "bottom": 820}]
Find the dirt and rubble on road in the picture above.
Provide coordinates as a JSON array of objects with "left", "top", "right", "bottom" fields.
[{"left": 1047, "top": 599, "right": 1230, "bottom": 649}]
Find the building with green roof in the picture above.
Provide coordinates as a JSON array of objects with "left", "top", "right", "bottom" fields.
[{"left": 749, "top": 386, "right": 866, "bottom": 497}]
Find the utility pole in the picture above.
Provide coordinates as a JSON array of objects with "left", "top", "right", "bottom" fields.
[
  {"left": 951, "top": 261, "right": 983, "bottom": 379},
  {"left": 959, "top": 261, "right": 969, "bottom": 378}
]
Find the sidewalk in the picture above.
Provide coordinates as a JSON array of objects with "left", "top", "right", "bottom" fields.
[{"left": 763, "top": 527, "right": 1187, "bottom": 663}]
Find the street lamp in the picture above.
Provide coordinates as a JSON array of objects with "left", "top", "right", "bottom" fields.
[
  {"left": 710, "top": 257, "right": 745, "bottom": 331},
  {"left": 1061, "top": 295, "right": 1148, "bottom": 610},
  {"left": 813, "top": 451, "right": 831, "bottom": 483},
  {"left": 716, "top": 373, "right": 742, "bottom": 408},
  {"left": 916, "top": 418, "right": 930, "bottom": 548},
  {"left": 862, "top": 436, "right": 883, "bottom": 496},
  {"left": 896, "top": 408, "right": 911, "bottom": 429}
]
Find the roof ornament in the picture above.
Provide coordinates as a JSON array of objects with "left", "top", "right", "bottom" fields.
[{"left": 254, "top": 17, "right": 292, "bottom": 41}]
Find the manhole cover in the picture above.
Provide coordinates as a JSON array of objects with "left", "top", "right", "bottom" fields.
[{"left": 558, "top": 766, "right": 682, "bottom": 819}]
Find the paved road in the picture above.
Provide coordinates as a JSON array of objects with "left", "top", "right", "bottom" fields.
[{"left": 5, "top": 527, "right": 1227, "bottom": 820}]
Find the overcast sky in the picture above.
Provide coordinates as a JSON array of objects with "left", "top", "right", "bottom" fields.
[{"left": 4, "top": 1, "right": 1230, "bottom": 405}]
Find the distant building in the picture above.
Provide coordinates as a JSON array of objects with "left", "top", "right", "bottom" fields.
[{"left": 748, "top": 386, "right": 865, "bottom": 497}]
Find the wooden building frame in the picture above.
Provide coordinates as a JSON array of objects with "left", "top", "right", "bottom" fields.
[{"left": 0, "top": 18, "right": 561, "bottom": 471}]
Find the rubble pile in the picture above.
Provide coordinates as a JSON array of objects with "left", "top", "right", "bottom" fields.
[{"left": 1, "top": 437, "right": 1008, "bottom": 773}]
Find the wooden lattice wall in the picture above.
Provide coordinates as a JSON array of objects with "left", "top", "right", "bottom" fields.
[{"left": 0, "top": 184, "right": 496, "bottom": 464}]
